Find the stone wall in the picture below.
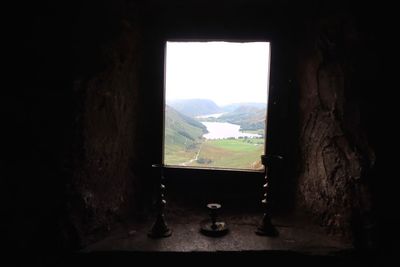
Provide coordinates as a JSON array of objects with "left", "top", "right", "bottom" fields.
[
  {"left": 68, "top": 17, "right": 141, "bottom": 246},
  {"left": 296, "top": 12, "right": 378, "bottom": 245},
  {"left": 2, "top": 0, "right": 145, "bottom": 252}
]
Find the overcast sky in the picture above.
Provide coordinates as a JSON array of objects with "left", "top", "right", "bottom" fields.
[{"left": 165, "top": 41, "right": 270, "bottom": 106}]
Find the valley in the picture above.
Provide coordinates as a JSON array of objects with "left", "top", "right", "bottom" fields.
[{"left": 164, "top": 99, "right": 267, "bottom": 170}]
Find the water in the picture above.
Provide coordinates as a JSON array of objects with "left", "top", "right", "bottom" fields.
[{"left": 201, "top": 122, "right": 261, "bottom": 139}]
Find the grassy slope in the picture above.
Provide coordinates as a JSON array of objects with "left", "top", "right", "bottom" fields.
[
  {"left": 190, "top": 138, "right": 265, "bottom": 170},
  {"left": 218, "top": 106, "right": 266, "bottom": 131},
  {"left": 164, "top": 106, "right": 207, "bottom": 165}
]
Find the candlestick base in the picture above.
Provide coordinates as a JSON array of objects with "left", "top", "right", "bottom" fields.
[
  {"left": 255, "top": 213, "right": 279, "bottom": 236},
  {"left": 148, "top": 214, "right": 172, "bottom": 238},
  {"left": 200, "top": 203, "right": 229, "bottom": 237},
  {"left": 200, "top": 220, "right": 229, "bottom": 237}
]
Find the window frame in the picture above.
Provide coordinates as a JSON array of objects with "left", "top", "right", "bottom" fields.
[{"left": 162, "top": 38, "right": 272, "bottom": 176}]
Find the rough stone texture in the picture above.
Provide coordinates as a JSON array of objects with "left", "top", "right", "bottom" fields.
[
  {"left": 296, "top": 14, "right": 377, "bottom": 244},
  {"left": 68, "top": 18, "right": 142, "bottom": 247},
  {"left": 2, "top": 0, "right": 147, "bottom": 253}
]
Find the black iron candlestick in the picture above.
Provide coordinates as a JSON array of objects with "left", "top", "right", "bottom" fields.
[
  {"left": 256, "top": 155, "right": 279, "bottom": 236},
  {"left": 148, "top": 164, "right": 172, "bottom": 238}
]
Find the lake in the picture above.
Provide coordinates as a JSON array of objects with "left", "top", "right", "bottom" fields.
[{"left": 201, "top": 122, "right": 261, "bottom": 139}]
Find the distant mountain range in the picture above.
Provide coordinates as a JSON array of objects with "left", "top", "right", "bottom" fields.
[
  {"left": 168, "top": 99, "right": 266, "bottom": 116},
  {"left": 167, "top": 98, "right": 266, "bottom": 131},
  {"left": 167, "top": 99, "right": 222, "bottom": 117},
  {"left": 221, "top": 102, "right": 267, "bottom": 113}
]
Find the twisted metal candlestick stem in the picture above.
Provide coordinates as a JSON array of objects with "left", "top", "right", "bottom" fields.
[
  {"left": 148, "top": 164, "right": 172, "bottom": 238},
  {"left": 256, "top": 155, "right": 279, "bottom": 236}
]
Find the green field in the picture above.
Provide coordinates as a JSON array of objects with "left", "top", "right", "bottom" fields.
[
  {"left": 191, "top": 138, "right": 264, "bottom": 170},
  {"left": 163, "top": 142, "right": 200, "bottom": 165},
  {"left": 241, "top": 129, "right": 265, "bottom": 136},
  {"left": 164, "top": 138, "right": 265, "bottom": 169}
]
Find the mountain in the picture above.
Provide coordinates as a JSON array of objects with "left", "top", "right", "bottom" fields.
[
  {"left": 167, "top": 99, "right": 222, "bottom": 117},
  {"left": 218, "top": 105, "right": 266, "bottom": 131},
  {"left": 221, "top": 102, "right": 267, "bottom": 113},
  {"left": 164, "top": 105, "right": 207, "bottom": 151}
]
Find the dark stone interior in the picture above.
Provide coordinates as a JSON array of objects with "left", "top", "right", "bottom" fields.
[{"left": 3, "top": 0, "right": 395, "bottom": 264}]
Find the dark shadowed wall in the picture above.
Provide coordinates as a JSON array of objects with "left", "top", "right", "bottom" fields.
[{"left": 294, "top": 2, "right": 390, "bottom": 249}]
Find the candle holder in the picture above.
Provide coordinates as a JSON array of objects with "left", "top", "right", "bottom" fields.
[
  {"left": 255, "top": 155, "right": 280, "bottom": 236},
  {"left": 200, "top": 203, "right": 229, "bottom": 237},
  {"left": 148, "top": 164, "right": 172, "bottom": 238}
]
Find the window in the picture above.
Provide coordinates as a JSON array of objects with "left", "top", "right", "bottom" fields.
[{"left": 163, "top": 41, "right": 270, "bottom": 171}]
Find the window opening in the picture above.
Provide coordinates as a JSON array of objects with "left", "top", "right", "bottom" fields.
[{"left": 164, "top": 41, "right": 270, "bottom": 171}]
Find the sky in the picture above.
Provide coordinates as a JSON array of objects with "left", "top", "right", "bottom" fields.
[{"left": 165, "top": 41, "right": 270, "bottom": 106}]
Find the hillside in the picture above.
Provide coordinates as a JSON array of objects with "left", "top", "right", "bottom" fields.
[
  {"left": 167, "top": 99, "right": 222, "bottom": 117},
  {"left": 221, "top": 102, "right": 267, "bottom": 113},
  {"left": 164, "top": 105, "right": 207, "bottom": 164},
  {"left": 218, "top": 105, "right": 266, "bottom": 131}
]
